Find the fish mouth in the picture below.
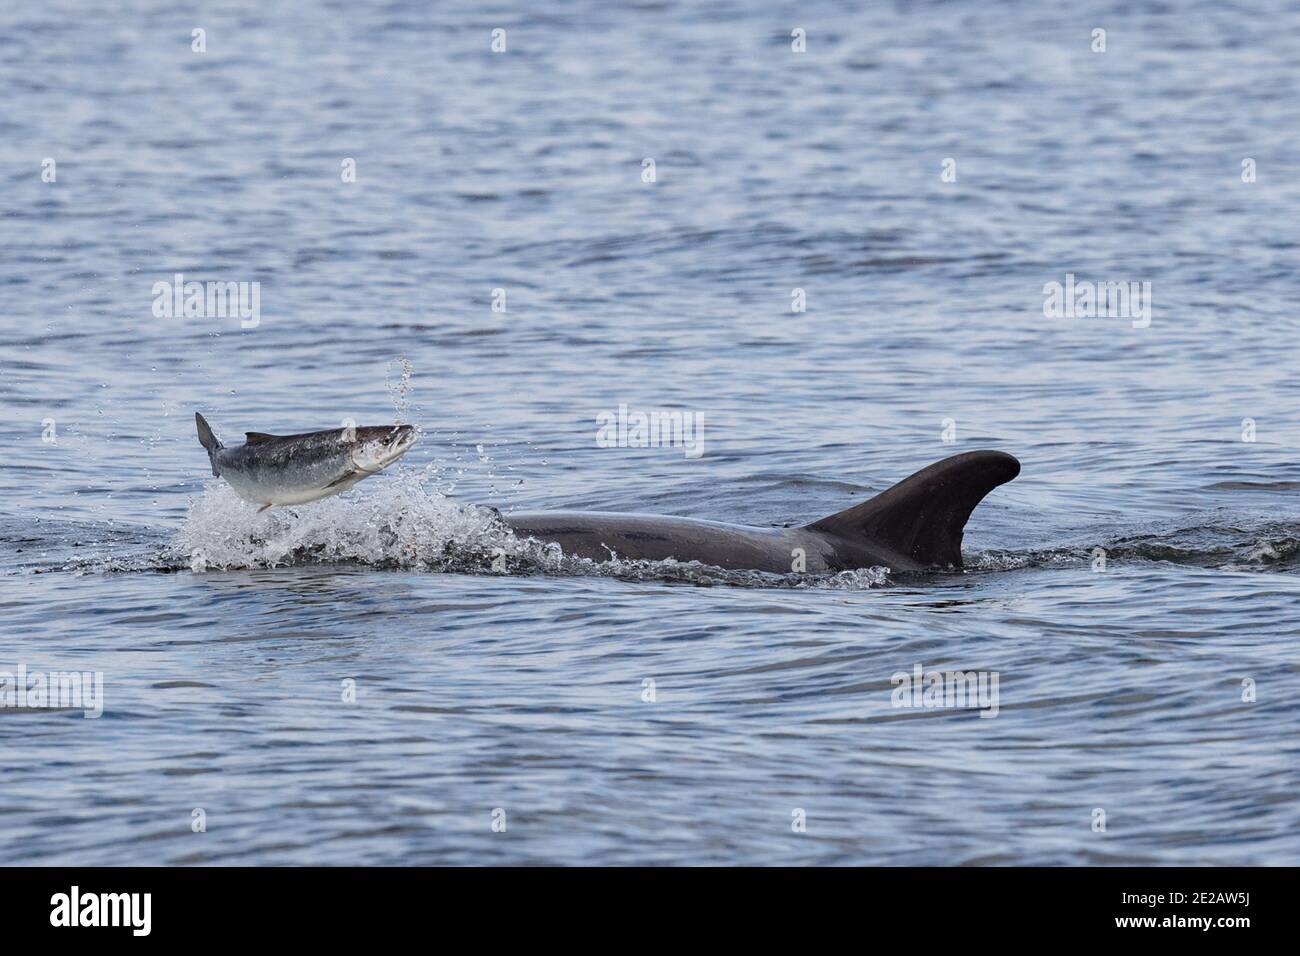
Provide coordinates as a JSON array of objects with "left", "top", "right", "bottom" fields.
[
  {"left": 387, "top": 424, "right": 418, "bottom": 454},
  {"left": 352, "top": 424, "right": 419, "bottom": 472}
]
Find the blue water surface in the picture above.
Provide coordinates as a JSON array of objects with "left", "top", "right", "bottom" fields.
[{"left": 2, "top": 0, "right": 1299, "bottom": 864}]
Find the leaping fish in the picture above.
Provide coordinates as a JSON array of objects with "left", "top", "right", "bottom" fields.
[{"left": 195, "top": 412, "right": 418, "bottom": 511}]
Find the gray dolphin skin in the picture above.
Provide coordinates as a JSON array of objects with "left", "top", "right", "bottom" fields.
[
  {"left": 195, "top": 413, "right": 418, "bottom": 511},
  {"left": 504, "top": 451, "right": 1020, "bottom": 573}
]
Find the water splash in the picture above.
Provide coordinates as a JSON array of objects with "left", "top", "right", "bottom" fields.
[
  {"left": 162, "top": 474, "right": 894, "bottom": 588},
  {"left": 171, "top": 473, "right": 535, "bottom": 573},
  {"left": 385, "top": 356, "right": 414, "bottom": 422},
  {"left": 14, "top": 497, "right": 1296, "bottom": 586}
]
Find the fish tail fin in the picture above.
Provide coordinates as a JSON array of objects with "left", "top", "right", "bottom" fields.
[
  {"left": 195, "top": 412, "right": 224, "bottom": 476},
  {"left": 803, "top": 451, "right": 1020, "bottom": 569}
]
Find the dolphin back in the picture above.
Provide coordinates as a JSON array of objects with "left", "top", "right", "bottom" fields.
[
  {"left": 195, "top": 412, "right": 224, "bottom": 476},
  {"left": 804, "top": 450, "right": 1020, "bottom": 569}
]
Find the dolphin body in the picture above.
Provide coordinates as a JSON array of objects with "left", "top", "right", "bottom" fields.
[
  {"left": 503, "top": 451, "right": 1020, "bottom": 573},
  {"left": 195, "top": 413, "right": 418, "bottom": 511}
]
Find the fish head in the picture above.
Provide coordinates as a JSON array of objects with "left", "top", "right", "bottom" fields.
[{"left": 350, "top": 424, "right": 419, "bottom": 472}]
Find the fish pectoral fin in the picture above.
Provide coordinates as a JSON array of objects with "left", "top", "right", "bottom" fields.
[
  {"left": 323, "top": 471, "right": 363, "bottom": 490},
  {"left": 245, "top": 432, "right": 280, "bottom": 444},
  {"left": 257, "top": 503, "right": 274, "bottom": 513}
]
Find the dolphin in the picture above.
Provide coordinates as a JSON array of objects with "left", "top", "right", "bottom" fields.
[
  {"left": 195, "top": 413, "right": 418, "bottom": 511},
  {"left": 503, "top": 451, "right": 1020, "bottom": 573}
]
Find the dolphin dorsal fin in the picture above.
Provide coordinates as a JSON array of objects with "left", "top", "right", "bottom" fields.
[
  {"left": 804, "top": 451, "right": 1020, "bottom": 569},
  {"left": 245, "top": 432, "right": 279, "bottom": 444}
]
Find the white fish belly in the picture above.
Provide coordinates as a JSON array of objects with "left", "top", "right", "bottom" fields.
[{"left": 220, "top": 468, "right": 368, "bottom": 506}]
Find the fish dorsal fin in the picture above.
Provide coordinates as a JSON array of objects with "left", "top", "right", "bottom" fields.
[
  {"left": 804, "top": 451, "right": 1020, "bottom": 569},
  {"left": 245, "top": 432, "right": 280, "bottom": 445}
]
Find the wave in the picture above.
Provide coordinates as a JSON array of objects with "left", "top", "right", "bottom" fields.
[
  {"left": 6, "top": 477, "right": 1297, "bottom": 585},
  {"left": 166, "top": 482, "right": 1300, "bottom": 581},
  {"left": 169, "top": 477, "right": 894, "bottom": 589},
  {"left": 970, "top": 522, "right": 1300, "bottom": 573}
]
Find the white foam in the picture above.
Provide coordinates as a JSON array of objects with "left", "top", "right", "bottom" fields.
[
  {"left": 172, "top": 472, "right": 541, "bottom": 573},
  {"left": 168, "top": 472, "right": 893, "bottom": 589}
]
